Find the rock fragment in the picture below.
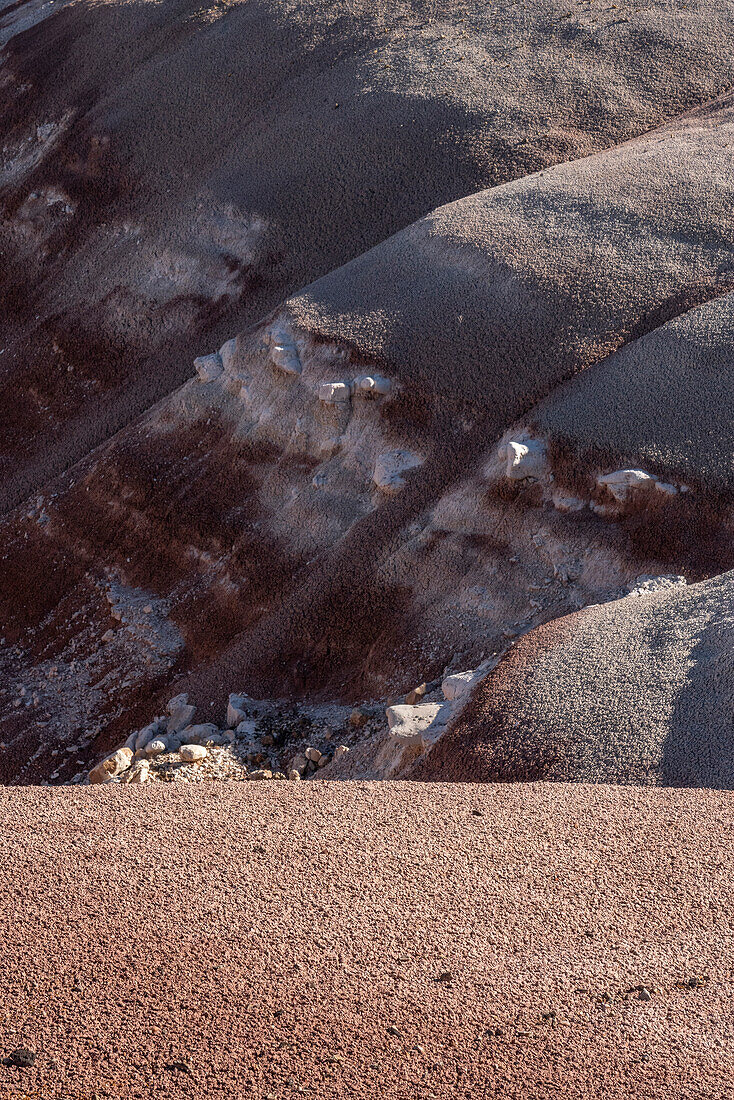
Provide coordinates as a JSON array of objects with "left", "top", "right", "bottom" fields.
[
  {"left": 319, "top": 381, "right": 352, "bottom": 403},
  {"left": 179, "top": 744, "right": 207, "bottom": 763},
  {"left": 89, "top": 747, "right": 133, "bottom": 784},
  {"left": 227, "top": 693, "right": 252, "bottom": 728},
  {"left": 268, "top": 326, "right": 301, "bottom": 376},
  {"left": 504, "top": 437, "right": 548, "bottom": 481},
  {"left": 597, "top": 468, "right": 654, "bottom": 503},
  {"left": 194, "top": 352, "right": 223, "bottom": 382},
  {"left": 405, "top": 683, "right": 427, "bottom": 705},
  {"left": 372, "top": 449, "right": 423, "bottom": 491},
  {"left": 442, "top": 669, "right": 483, "bottom": 702},
  {"left": 354, "top": 374, "right": 391, "bottom": 396},
  {"left": 180, "top": 723, "right": 219, "bottom": 745},
  {"left": 385, "top": 703, "right": 450, "bottom": 749}
]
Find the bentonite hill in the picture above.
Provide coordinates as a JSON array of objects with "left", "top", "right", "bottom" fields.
[{"left": 0, "top": 0, "right": 733, "bottom": 1096}]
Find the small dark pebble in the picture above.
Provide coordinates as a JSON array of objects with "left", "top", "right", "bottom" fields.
[
  {"left": 164, "top": 1061, "right": 192, "bottom": 1075},
  {"left": 471, "top": 809, "right": 483, "bottom": 817},
  {"left": 435, "top": 971, "right": 453, "bottom": 983},
  {"left": 4, "top": 1048, "right": 36, "bottom": 1068},
  {"left": 386, "top": 1025, "right": 402, "bottom": 1037}
]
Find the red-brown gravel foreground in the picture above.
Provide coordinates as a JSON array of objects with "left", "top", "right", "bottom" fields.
[{"left": 0, "top": 783, "right": 732, "bottom": 1099}]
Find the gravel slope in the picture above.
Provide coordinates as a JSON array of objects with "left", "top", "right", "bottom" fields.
[
  {"left": 1, "top": 782, "right": 732, "bottom": 1099},
  {"left": 532, "top": 288, "right": 734, "bottom": 499},
  {"left": 414, "top": 570, "right": 734, "bottom": 787},
  {"left": 3, "top": 0, "right": 734, "bottom": 507}
]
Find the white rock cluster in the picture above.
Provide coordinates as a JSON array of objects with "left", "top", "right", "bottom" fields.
[{"left": 319, "top": 375, "right": 392, "bottom": 404}]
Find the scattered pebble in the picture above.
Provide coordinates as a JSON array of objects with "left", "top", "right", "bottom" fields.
[{"left": 3, "top": 1048, "right": 36, "bottom": 1068}]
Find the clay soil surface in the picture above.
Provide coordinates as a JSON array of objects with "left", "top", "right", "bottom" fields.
[{"left": 0, "top": 782, "right": 732, "bottom": 1099}]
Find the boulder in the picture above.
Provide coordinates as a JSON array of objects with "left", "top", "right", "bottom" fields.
[
  {"left": 385, "top": 703, "right": 450, "bottom": 749},
  {"left": 135, "top": 720, "right": 164, "bottom": 751},
  {"left": 193, "top": 352, "right": 223, "bottom": 383},
  {"left": 218, "top": 337, "right": 238, "bottom": 373},
  {"left": 167, "top": 702, "right": 196, "bottom": 734},
  {"left": 319, "top": 381, "right": 352, "bottom": 403},
  {"left": 179, "top": 744, "right": 207, "bottom": 763},
  {"left": 355, "top": 374, "right": 391, "bottom": 396},
  {"left": 597, "top": 468, "right": 654, "bottom": 503},
  {"left": 269, "top": 326, "right": 301, "bottom": 375},
  {"left": 145, "top": 739, "right": 167, "bottom": 757},
  {"left": 180, "top": 723, "right": 219, "bottom": 745},
  {"left": 88, "top": 747, "right": 133, "bottom": 784},
  {"left": 442, "top": 669, "right": 483, "bottom": 702},
  {"left": 505, "top": 438, "right": 548, "bottom": 481},
  {"left": 227, "top": 693, "right": 252, "bottom": 728}
]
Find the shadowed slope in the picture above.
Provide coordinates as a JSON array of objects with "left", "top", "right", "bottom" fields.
[
  {"left": 531, "top": 288, "right": 734, "bottom": 499},
  {"left": 3, "top": 0, "right": 734, "bottom": 507},
  {"left": 3, "top": 98, "right": 734, "bottom": 783},
  {"left": 413, "top": 571, "right": 734, "bottom": 787}
]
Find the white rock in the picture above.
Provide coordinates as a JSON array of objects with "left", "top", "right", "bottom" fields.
[
  {"left": 288, "top": 769, "right": 302, "bottom": 781},
  {"left": 442, "top": 669, "right": 483, "bottom": 702},
  {"left": 88, "top": 747, "right": 133, "bottom": 784},
  {"left": 597, "top": 469, "right": 654, "bottom": 503},
  {"left": 194, "top": 352, "right": 223, "bottom": 383},
  {"left": 179, "top": 744, "right": 207, "bottom": 763},
  {"left": 145, "top": 739, "right": 167, "bottom": 757},
  {"left": 355, "top": 375, "right": 391, "bottom": 396},
  {"left": 505, "top": 438, "right": 548, "bottom": 481},
  {"left": 227, "top": 693, "right": 252, "bottom": 728},
  {"left": 248, "top": 769, "right": 272, "bottom": 780},
  {"left": 626, "top": 574, "right": 687, "bottom": 597},
  {"left": 269, "top": 327, "right": 301, "bottom": 376},
  {"left": 385, "top": 703, "right": 451, "bottom": 749},
  {"left": 128, "top": 761, "right": 151, "bottom": 784},
  {"left": 305, "top": 746, "right": 322, "bottom": 764},
  {"left": 655, "top": 480, "right": 679, "bottom": 496},
  {"left": 372, "top": 449, "right": 423, "bottom": 491},
  {"left": 319, "top": 381, "right": 352, "bottom": 403}
]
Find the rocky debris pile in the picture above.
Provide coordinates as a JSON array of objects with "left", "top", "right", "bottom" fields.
[
  {"left": 80, "top": 693, "right": 383, "bottom": 786},
  {"left": 78, "top": 661, "right": 495, "bottom": 786}
]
